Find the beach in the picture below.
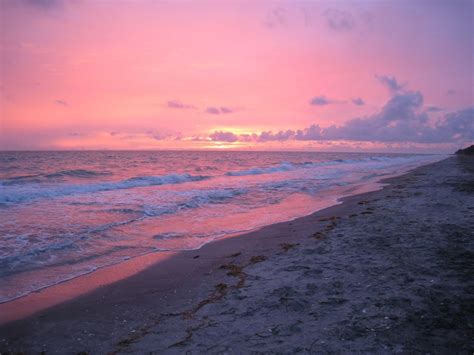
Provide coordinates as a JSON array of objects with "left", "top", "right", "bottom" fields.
[{"left": 1, "top": 155, "right": 473, "bottom": 353}]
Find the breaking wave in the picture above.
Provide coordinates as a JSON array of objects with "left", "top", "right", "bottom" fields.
[{"left": 0, "top": 173, "right": 209, "bottom": 205}]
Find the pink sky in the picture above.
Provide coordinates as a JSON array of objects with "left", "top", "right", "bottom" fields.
[{"left": 0, "top": 0, "right": 472, "bottom": 152}]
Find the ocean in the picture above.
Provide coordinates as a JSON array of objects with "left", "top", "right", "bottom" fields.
[{"left": 0, "top": 150, "right": 444, "bottom": 303}]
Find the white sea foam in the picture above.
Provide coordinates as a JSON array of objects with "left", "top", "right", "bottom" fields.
[
  {"left": 225, "top": 162, "right": 295, "bottom": 176},
  {"left": 224, "top": 155, "right": 430, "bottom": 177},
  {"left": 0, "top": 173, "right": 209, "bottom": 205}
]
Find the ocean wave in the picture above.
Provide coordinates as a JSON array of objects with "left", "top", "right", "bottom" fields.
[
  {"left": 223, "top": 160, "right": 348, "bottom": 176},
  {"left": 0, "top": 187, "right": 247, "bottom": 279},
  {"left": 44, "top": 169, "right": 112, "bottom": 179},
  {"left": 224, "top": 155, "right": 430, "bottom": 177},
  {"left": 0, "top": 169, "right": 111, "bottom": 186},
  {"left": 143, "top": 188, "right": 247, "bottom": 217},
  {"left": 225, "top": 162, "right": 295, "bottom": 176},
  {"left": 0, "top": 239, "right": 78, "bottom": 277},
  {"left": 0, "top": 173, "right": 209, "bottom": 205},
  {"left": 0, "top": 151, "right": 443, "bottom": 305},
  {"left": 0, "top": 174, "right": 43, "bottom": 186}
]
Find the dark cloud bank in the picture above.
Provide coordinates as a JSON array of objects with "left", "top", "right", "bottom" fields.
[{"left": 210, "top": 87, "right": 473, "bottom": 145}]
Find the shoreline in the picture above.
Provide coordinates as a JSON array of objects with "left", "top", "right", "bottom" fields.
[
  {"left": 1, "top": 156, "right": 472, "bottom": 353},
  {"left": 0, "top": 180, "right": 379, "bottom": 325},
  {"left": 0, "top": 159, "right": 433, "bottom": 325}
]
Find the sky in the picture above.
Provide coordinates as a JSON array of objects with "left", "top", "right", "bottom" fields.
[{"left": 0, "top": 0, "right": 473, "bottom": 152}]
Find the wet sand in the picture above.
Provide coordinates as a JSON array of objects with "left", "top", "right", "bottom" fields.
[{"left": 1, "top": 156, "right": 473, "bottom": 353}]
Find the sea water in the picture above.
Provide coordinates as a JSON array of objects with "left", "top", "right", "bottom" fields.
[{"left": 0, "top": 150, "right": 444, "bottom": 302}]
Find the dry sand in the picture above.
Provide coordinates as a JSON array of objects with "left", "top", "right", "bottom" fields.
[{"left": 1, "top": 156, "right": 473, "bottom": 353}]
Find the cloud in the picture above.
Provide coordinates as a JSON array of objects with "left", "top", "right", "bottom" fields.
[
  {"left": 166, "top": 100, "right": 196, "bottom": 110},
  {"left": 206, "top": 88, "right": 473, "bottom": 144},
  {"left": 263, "top": 7, "right": 286, "bottom": 28},
  {"left": 310, "top": 95, "right": 344, "bottom": 106},
  {"left": 55, "top": 99, "right": 69, "bottom": 107},
  {"left": 425, "top": 106, "right": 443, "bottom": 112},
  {"left": 205, "top": 106, "right": 237, "bottom": 115},
  {"left": 105, "top": 130, "right": 177, "bottom": 142},
  {"left": 352, "top": 97, "right": 365, "bottom": 106},
  {"left": 257, "top": 125, "right": 323, "bottom": 142},
  {"left": 376, "top": 75, "right": 405, "bottom": 93},
  {"left": 209, "top": 131, "right": 238, "bottom": 142},
  {"left": 323, "top": 91, "right": 427, "bottom": 142},
  {"left": 22, "top": 0, "right": 60, "bottom": 9},
  {"left": 322, "top": 91, "right": 472, "bottom": 143},
  {"left": 324, "top": 9, "right": 355, "bottom": 32},
  {"left": 259, "top": 130, "right": 295, "bottom": 142},
  {"left": 295, "top": 125, "right": 323, "bottom": 140},
  {"left": 447, "top": 89, "right": 456, "bottom": 96},
  {"left": 433, "top": 108, "right": 474, "bottom": 143},
  {"left": 310, "top": 96, "right": 330, "bottom": 106},
  {"left": 205, "top": 107, "right": 221, "bottom": 114}
]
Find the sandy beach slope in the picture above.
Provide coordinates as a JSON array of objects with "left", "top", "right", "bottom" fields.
[{"left": 1, "top": 156, "right": 473, "bottom": 353}]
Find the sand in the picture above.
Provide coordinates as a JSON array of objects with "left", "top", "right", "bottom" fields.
[{"left": 1, "top": 156, "right": 473, "bottom": 353}]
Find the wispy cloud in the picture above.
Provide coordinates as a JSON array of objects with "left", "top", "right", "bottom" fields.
[
  {"left": 106, "top": 130, "right": 177, "bottom": 142},
  {"left": 263, "top": 7, "right": 286, "bottom": 28},
  {"left": 324, "top": 9, "right": 355, "bottom": 32},
  {"left": 209, "top": 131, "right": 238, "bottom": 142},
  {"left": 352, "top": 97, "right": 365, "bottom": 106},
  {"left": 425, "top": 106, "right": 443, "bottom": 113},
  {"left": 166, "top": 100, "right": 196, "bottom": 110},
  {"left": 309, "top": 95, "right": 331, "bottom": 106},
  {"left": 310, "top": 95, "right": 344, "bottom": 106},
  {"left": 22, "top": 0, "right": 61, "bottom": 10},
  {"left": 204, "top": 106, "right": 237, "bottom": 115},
  {"left": 376, "top": 74, "right": 405, "bottom": 93},
  {"left": 55, "top": 99, "right": 69, "bottom": 107}
]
